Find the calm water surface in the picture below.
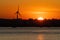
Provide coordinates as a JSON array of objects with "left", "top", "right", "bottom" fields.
[
  {"left": 0, "top": 33, "right": 60, "bottom": 40},
  {"left": 0, "top": 27, "right": 60, "bottom": 40}
]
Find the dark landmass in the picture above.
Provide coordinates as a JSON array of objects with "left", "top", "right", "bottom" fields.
[{"left": 0, "top": 18, "right": 60, "bottom": 27}]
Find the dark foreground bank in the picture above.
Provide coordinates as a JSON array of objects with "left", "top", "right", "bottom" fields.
[{"left": 0, "top": 19, "right": 60, "bottom": 27}]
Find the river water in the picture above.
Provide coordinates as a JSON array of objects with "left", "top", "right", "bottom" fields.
[{"left": 0, "top": 27, "right": 60, "bottom": 40}]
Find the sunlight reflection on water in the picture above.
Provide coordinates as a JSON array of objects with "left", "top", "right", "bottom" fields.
[{"left": 37, "top": 34, "right": 44, "bottom": 40}]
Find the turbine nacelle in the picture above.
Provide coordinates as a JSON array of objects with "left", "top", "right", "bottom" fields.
[{"left": 16, "top": 11, "right": 20, "bottom": 15}]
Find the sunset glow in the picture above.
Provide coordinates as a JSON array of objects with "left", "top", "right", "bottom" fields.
[
  {"left": 32, "top": 11, "right": 48, "bottom": 14},
  {"left": 37, "top": 17, "right": 44, "bottom": 20},
  {"left": 0, "top": 0, "right": 60, "bottom": 19}
]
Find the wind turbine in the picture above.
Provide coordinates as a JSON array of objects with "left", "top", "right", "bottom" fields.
[{"left": 16, "top": 5, "right": 21, "bottom": 20}]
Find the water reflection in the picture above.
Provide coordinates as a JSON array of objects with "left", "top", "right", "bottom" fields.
[
  {"left": 0, "top": 33, "right": 60, "bottom": 40},
  {"left": 37, "top": 34, "right": 44, "bottom": 40},
  {"left": 38, "top": 33, "right": 60, "bottom": 40}
]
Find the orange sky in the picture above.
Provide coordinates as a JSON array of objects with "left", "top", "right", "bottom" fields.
[{"left": 0, "top": 0, "right": 60, "bottom": 19}]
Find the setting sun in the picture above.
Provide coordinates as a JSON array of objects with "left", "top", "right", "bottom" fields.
[{"left": 37, "top": 17, "right": 44, "bottom": 20}]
